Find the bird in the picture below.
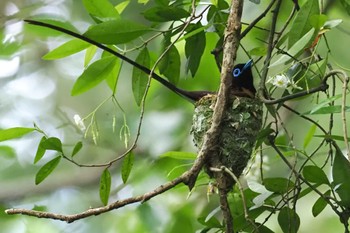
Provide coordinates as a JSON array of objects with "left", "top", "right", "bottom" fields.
[{"left": 24, "top": 19, "right": 256, "bottom": 102}]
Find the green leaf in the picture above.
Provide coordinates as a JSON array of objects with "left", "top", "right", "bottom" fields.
[
  {"left": 71, "top": 56, "right": 117, "bottom": 95},
  {"left": 159, "top": 41, "right": 180, "bottom": 84},
  {"left": 83, "top": 19, "right": 151, "bottom": 45},
  {"left": 263, "top": 177, "right": 295, "bottom": 194},
  {"left": 288, "top": 0, "right": 319, "bottom": 48},
  {"left": 303, "top": 124, "right": 316, "bottom": 148},
  {"left": 309, "top": 14, "right": 328, "bottom": 30},
  {"left": 314, "top": 134, "right": 350, "bottom": 142},
  {"left": 34, "top": 136, "right": 47, "bottom": 164},
  {"left": 0, "top": 146, "right": 16, "bottom": 159},
  {"left": 160, "top": 151, "right": 197, "bottom": 160},
  {"left": 312, "top": 190, "right": 330, "bottom": 217},
  {"left": 332, "top": 148, "right": 350, "bottom": 207},
  {"left": 270, "top": 28, "right": 315, "bottom": 67},
  {"left": 143, "top": 6, "right": 190, "bottom": 22},
  {"left": 116, "top": 1, "right": 130, "bottom": 14},
  {"left": 82, "top": 0, "right": 120, "bottom": 21},
  {"left": 323, "top": 19, "right": 343, "bottom": 29},
  {"left": 84, "top": 45, "right": 98, "bottom": 67},
  {"left": 340, "top": 0, "right": 350, "bottom": 15},
  {"left": 302, "top": 165, "right": 329, "bottom": 185},
  {"left": 25, "top": 17, "right": 78, "bottom": 36},
  {"left": 249, "top": 46, "right": 267, "bottom": 56},
  {"left": 99, "top": 168, "right": 111, "bottom": 205},
  {"left": 121, "top": 152, "right": 134, "bottom": 183},
  {"left": 0, "top": 127, "right": 35, "bottom": 142},
  {"left": 132, "top": 47, "right": 150, "bottom": 106},
  {"left": 0, "top": 38, "right": 20, "bottom": 58},
  {"left": 304, "top": 105, "right": 350, "bottom": 115},
  {"left": 71, "top": 141, "right": 83, "bottom": 157},
  {"left": 35, "top": 156, "right": 61, "bottom": 185},
  {"left": 40, "top": 137, "right": 63, "bottom": 152},
  {"left": 278, "top": 207, "right": 300, "bottom": 233},
  {"left": 105, "top": 56, "right": 121, "bottom": 92},
  {"left": 42, "top": 39, "right": 90, "bottom": 60},
  {"left": 185, "top": 23, "right": 206, "bottom": 77}
]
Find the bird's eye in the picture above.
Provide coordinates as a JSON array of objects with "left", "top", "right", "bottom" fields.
[{"left": 233, "top": 68, "right": 241, "bottom": 78}]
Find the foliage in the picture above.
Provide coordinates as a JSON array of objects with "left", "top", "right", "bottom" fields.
[{"left": 1, "top": 0, "right": 350, "bottom": 232}]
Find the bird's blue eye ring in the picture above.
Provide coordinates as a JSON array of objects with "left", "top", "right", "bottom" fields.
[{"left": 233, "top": 68, "right": 241, "bottom": 78}]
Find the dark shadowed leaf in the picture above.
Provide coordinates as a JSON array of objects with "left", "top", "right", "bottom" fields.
[
  {"left": 302, "top": 165, "right": 329, "bottom": 185},
  {"left": 312, "top": 190, "right": 330, "bottom": 217},
  {"left": 35, "top": 156, "right": 61, "bottom": 185},
  {"left": 263, "top": 177, "right": 295, "bottom": 194},
  {"left": 0, "top": 127, "right": 35, "bottom": 142},
  {"left": 71, "top": 56, "right": 117, "bottom": 96},
  {"left": 84, "top": 19, "right": 151, "bottom": 44},
  {"left": 99, "top": 168, "right": 111, "bottom": 205},
  {"left": 159, "top": 43, "right": 180, "bottom": 84},
  {"left": 278, "top": 207, "right": 300, "bottom": 233},
  {"left": 143, "top": 6, "right": 190, "bottom": 22},
  {"left": 132, "top": 47, "right": 150, "bottom": 106},
  {"left": 332, "top": 148, "right": 350, "bottom": 207},
  {"left": 340, "top": 0, "right": 350, "bottom": 15},
  {"left": 121, "top": 152, "right": 134, "bottom": 183}
]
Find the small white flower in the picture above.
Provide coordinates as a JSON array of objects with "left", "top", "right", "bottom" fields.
[
  {"left": 268, "top": 74, "right": 291, "bottom": 88},
  {"left": 74, "top": 114, "right": 86, "bottom": 131}
]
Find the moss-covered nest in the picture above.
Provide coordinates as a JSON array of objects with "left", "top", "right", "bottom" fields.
[{"left": 191, "top": 95, "right": 263, "bottom": 191}]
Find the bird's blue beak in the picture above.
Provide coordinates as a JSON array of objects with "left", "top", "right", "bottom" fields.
[{"left": 242, "top": 59, "right": 253, "bottom": 72}]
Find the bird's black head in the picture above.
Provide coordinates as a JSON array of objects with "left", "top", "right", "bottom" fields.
[{"left": 232, "top": 60, "right": 256, "bottom": 97}]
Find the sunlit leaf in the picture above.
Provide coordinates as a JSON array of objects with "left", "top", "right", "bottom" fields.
[
  {"left": 160, "top": 151, "right": 197, "bottom": 160},
  {"left": 309, "top": 14, "right": 328, "bottom": 30},
  {"left": 303, "top": 124, "right": 316, "bottom": 149},
  {"left": 99, "top": 168, "right": 111, "bottom": 205},
  {"left": 0, "top": 127, "right": 35, "bottom": 142},
  {"left": 143, "top": 6, "right": 190, "bottom": 22},
  {"left": 82, "top": 0, "right": 120, "bottom": 21},
  {"left": 302, "top": 165, "right": 329, "bottom": 185},
  {"left": 43, "top": 39, "right": 90, "bottom": 60},
  {"left": 132, "top": 47, "right": 150, "bottom": 106},
  {"left": 278, "top": 207, "right": 300, "bottom": 233},
  {"left": 84, "top": 19, "right": 151, "bottom": 45},
  {"left": 270, "top": 28, "right": 315, "bottom": 67},
  {"left": 84, "top": 45, "right": 98, "bottom": 67},
  {"left": 121, "top": 152, "right": 134, "bottom": 183},
  {"left": 40, "top": 137, "right": 63, "bottom": 152},
  {"left": 34, "top": 136, "right": 47, "bottom": 164},
  {"left": 71, "top": 141, "right": 83, "bottom": 157},
  {"left": 71, "top": 56, "right": 118, "bottom": 95},
  {"left": 35, "top": 156, "right": 61, "bottom": 185},
  {"left": 116, "top": 1, "right": 130, "bottom": 14}
]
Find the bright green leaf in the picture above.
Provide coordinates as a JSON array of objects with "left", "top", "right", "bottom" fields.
[
  {"left": 84, "top": 45, "right": 98, "bottom": 67},
  {"left": 263, "top": 177, "right": 295, "bottom": 194},
  {"left": 332, "top": 148, "right": 350, "bottom": 207},
  {"left": 0, "top": 38, "right": 20, "bottom": 58},
  {"left": 71, "top": 56, "right": 117, "bottom": 95},
  {"left": 121, "top": 152, "right": 134, "bottom": 183},
  {"left": 71, "top": 141, "right": 83, "bottom": 157},
  {"left": 116, "top": 1, "right": 130, "bottom": 14},
  {"left": 40, "top": 137, "right": 63, "bottom": 152},
  {"left": 0, "top": 127, "right": 35, "bottom": 142},
  {"left": 132, "top": 47, "right": 150, "bottom": 106},
  {"left": 83, "top": 19, "right": 151, "bottom": 45},
  {"left": 82, "top": 0, "right": 120, "bottom": 21},
  {"left": 105, "top": 58, "right": 121, "bottom": 92},
  {"left": 303, "top": 124, "right": 316, "bottom": 148},
  {"left": 99, "top": 168, "right": 111, "bottom": 205},
  {"left": 34, "top": 136, "right": 47, "bottom": 164},
  {"left": 35, "top": 156, "right": 61, "bottom": 185},
  {"left": 25, "top": 17, "right": 78, "bottom": 37},
  {"left": 288, "top": 0, "right": 319, "bottom": 48},
  {"left": 159, "top": 42, "right": 180, "bottom": 84},
  {"left": 42, "top": 39, "right": 90, "bottom": 60},
  {"left": 249, "top": 46, "right": 267, "bottom": 56},
  {"left": 160, "top": 151, "right": 197, "bottom": 160},
  {"left": 302, "top": 165, "right": 329, "bottom": 185},
  {"left": 278, "top": 207, "right": 300, "bottom": 233},
  {"left": 312, "top": 190, "right": 330, "bottom": 217},
  {"left": 143, "top": 6, "right": 190, "bottom": 22},
  {"left": 309, "top": 14, "right": 328, "bottom": 30},
  {"left": 270, "top": 28, "right": 315, "bottom": 67}
]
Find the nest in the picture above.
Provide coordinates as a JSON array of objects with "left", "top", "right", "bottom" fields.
[{"left": 191, "top": 95, "right": 263, "bottom": 191}]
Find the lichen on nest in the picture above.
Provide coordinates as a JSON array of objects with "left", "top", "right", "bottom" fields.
[{"left": 191, "top": 94, "right": 263, "bottom": 191}]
